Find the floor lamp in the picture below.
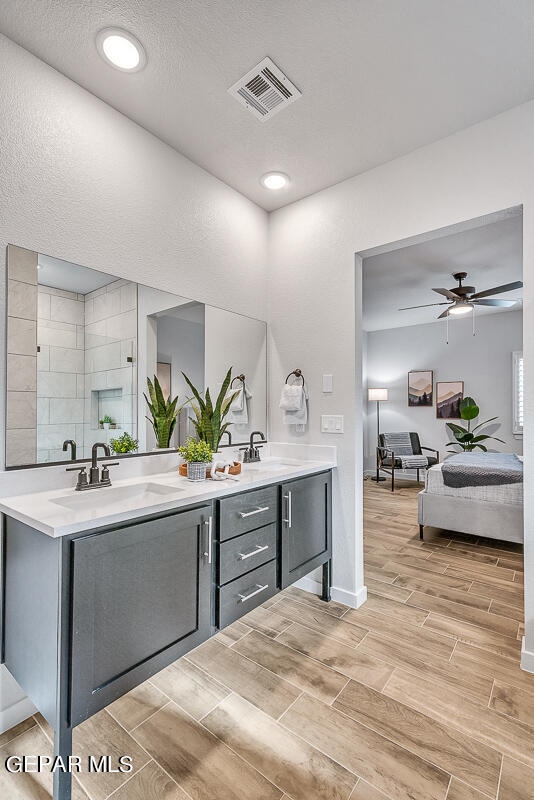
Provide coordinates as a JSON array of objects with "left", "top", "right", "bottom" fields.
[{"left": 368, "top": 388, "right": 389, "bottom": 482}]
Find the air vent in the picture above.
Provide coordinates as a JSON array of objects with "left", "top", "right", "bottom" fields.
[{"left": 228, "top": 57, "right": 301, "bottom": 122}]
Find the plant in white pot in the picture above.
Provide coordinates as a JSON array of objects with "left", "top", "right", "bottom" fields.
[
  {"left": 178, "top": 437, "right": 213, "bottom": 482},
  {"left": 144, "top": 375, "right": 189, "bottom": 449}
]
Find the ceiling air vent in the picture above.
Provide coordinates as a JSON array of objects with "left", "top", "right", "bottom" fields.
[{"left": 228, "top": 57, "right": 301, "bottom": 122}]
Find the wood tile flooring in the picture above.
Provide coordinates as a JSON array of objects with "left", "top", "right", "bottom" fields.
[{"left": 2, "top": 480, "right": 533, "bottom": 799}]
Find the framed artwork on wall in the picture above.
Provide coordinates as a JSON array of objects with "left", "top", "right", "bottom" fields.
[
  {"left": 408, "top": 370, "right": 433, "bottom": 407},
  {"left": 436, "top": 381, "right": 464, "bottom": 419}
]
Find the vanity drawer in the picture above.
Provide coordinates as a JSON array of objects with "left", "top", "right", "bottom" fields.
[
  {"left": 219, "top": 523, "right": 277, "bottom": 584},
  {"left": 219, "top": 486, "right": 277, "bottom": 540},
  {"left": 218, "top": 560, "right": 277, "bottom": 628}
]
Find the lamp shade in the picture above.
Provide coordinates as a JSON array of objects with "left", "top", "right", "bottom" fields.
[{"left": 368, "top": 388, "right": 388, "bottom": 402}]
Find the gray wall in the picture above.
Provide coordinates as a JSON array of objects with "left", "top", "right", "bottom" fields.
[{"left": 364, "top": 310, "right": 523, "bottom": 471}]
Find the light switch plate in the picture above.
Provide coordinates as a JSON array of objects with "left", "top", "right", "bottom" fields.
[
  {"left": 321, "top": 414, "right": 344, "bottom": 433},
  {"left": 322, "top": 374, "right": 333, "bottom": 393}
]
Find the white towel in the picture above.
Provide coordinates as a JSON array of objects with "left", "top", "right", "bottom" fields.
[
  {"left": 226, "top": 384, "right": 252, "bottom": 425},
  {"left": 279, "top": 384, "right": 304, "bottom": 411},
  {"left": 282, "top": 385, "right": 308, "bottom": 427}
]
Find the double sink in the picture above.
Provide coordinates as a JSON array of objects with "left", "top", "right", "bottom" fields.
[{"left": 51, "top": 458, "right": 304, "bottom": 512}]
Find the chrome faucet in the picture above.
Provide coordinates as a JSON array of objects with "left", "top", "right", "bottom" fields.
[
  {"left": 62, "top": 439, "right": 77, "bottom": 460},
  {"left": 240, "top": 431, "right": 266, "bottom": 463},
  {"left": 66, "top": 442, "right": 119, "bottom": 491}
]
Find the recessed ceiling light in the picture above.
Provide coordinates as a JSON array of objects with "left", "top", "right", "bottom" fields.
[
  {"left": 96, "top": 28, "right": 146, "bottom": 72},
  {"left": 260, "top": 172, "right": 290, "bottom": 190}
]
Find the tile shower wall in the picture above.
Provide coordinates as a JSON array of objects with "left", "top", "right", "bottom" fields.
[
  {"left": 83, "top": 279, "right": 137, "bottom": 457},
  {"left": 37, "top": 285, "right": 85, "bottom": 462},
  {"left": 6, "top": 245, "right": 38, "bottom": 466}
]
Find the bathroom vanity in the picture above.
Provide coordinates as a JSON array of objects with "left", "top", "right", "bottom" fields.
[{"left": 0, "top": 457, "right": 333, "bottom": 800}]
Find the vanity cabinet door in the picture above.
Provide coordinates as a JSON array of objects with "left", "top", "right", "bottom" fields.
[
  {"left": 280, "top": 472, "right": 332, "bottom": 589},
  {"left": 70, "top": 505, "right": 212, "bottom": 724}
]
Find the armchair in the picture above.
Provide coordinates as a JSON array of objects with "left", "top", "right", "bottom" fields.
[{"left": 376, "top": 432, "right": 439, "bottom": 492}]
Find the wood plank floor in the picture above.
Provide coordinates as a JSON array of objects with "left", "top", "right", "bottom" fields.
[{"left": 2, "top": 479, "right": 533, "bottom": 799}]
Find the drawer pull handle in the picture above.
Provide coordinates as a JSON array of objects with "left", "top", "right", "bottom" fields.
[
  {"left": 238, "top": 506, "right": 270, "bottom": 519},
  {"left": 238, "top": 544, "right": 269, "bottom": 561},
  {"left": 238, "top": 584, "right": 269, "bottom": 603}
]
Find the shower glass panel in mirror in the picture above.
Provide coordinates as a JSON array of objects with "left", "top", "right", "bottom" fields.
[{"left": 5, "top": 244, "right": 267, "bottom": 468}]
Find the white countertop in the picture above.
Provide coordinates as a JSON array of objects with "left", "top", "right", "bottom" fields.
[{"left": 0, "top": 457, "right": 335, "bottom": 538}]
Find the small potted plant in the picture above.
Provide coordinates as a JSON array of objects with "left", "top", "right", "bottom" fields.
[
  {"left": 178, "top": 437, "right": 212, "bottom": 482},
  {"left": 109, "top": 432, "right": 139, "bottom": 454},
  {"left": 100, "top": 415, "right": 113, "bottom": 431}
]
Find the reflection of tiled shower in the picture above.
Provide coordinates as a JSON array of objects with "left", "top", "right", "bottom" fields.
[
  {"left": 35, "top": 278, "right": 137, "bottom": 461},
  {"left": 83, "top": 280, "right": 137, "bottom": 457}
]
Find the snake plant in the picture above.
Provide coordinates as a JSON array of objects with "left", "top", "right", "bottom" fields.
[
  {"left": 446, "top": 396, "right": 505, "bottom": 452},
  {"left": 144, "top": 375, "right": 188, "bottom": 448},
  {"left": 182, "top": 367, "right": 239, "bottom": 452}
]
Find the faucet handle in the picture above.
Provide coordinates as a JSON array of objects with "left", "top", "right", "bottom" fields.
[{"left": 66, "top": 465, "right": 88, "bottom": 490}]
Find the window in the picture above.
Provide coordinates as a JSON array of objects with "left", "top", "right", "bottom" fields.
[{"left": 513, "top": 351, "right": 523, "bottom": 435}]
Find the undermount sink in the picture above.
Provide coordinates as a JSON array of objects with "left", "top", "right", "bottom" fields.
[
  {"left": 244, "top": 458, "right": 304, "bottom": 472},
  {"left": 51, "top": 482, "right": 184, "bottom": 511}
]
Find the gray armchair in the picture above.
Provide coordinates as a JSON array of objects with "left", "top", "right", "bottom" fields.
[{"left": 377, "top": 432, "right": 439, "bottom": 492}]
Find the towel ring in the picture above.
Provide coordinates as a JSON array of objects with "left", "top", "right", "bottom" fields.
[
  {"left": 231, "top": 374, "right": 245, "bottom": 388},
  {"left": 285, "top": 368, "right": 305, "bottom": 388}
]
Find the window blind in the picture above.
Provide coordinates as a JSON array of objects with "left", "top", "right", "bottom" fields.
[{"left": 513, "top": 351, "right": 523, "bottom": 434}]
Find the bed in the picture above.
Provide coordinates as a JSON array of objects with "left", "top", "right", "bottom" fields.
[{"left": 418, "top": 453, "right": 524, "bottom": 544}]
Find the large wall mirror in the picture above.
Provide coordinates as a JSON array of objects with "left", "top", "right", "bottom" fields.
[{"left": 5, "top": 244, "right": 267, "bottom": 468}]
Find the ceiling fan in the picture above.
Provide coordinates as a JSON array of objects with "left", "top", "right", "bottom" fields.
[{"left": 399, "top": 272, "right": 522, "bottom": 318}]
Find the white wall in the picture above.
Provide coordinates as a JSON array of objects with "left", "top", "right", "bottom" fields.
[
  {"left": 0, "top": 34, "right": 268, "bottom": 729},
  {"left": 364, "top": 311, "right": 523, "bottom": 471},
  {"left": 268, "top": 99, "right": 534, "bottom": 666}
]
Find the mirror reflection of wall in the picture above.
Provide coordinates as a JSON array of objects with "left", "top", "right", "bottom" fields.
[
  {"left": 6, "top": 244, "right": 268, "bottom": 468},
  {"left": 138, "top": 285, "right": 267, "bottom": 451},
  {"left": 6, "top": 245, "right": 138, "bottom": 466}
]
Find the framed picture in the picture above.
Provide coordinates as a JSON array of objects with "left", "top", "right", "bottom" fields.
[
  {"left": 408, "top": 370, "right": 433, "bottom": 407},
  {"left": 436, "top": 381, "right": 464, "bottom": 419}
]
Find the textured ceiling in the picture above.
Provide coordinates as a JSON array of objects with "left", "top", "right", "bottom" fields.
[
  {"left": 362, "top": 215, "right": 523, "bottom": 331},
  {"left": 1, "top": 1, "right": 534, "bottom": 210}
]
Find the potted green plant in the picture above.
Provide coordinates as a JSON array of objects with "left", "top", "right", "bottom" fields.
[
  {"left": 144, "top": 375, "right": 189, "bottom": 449},
  {"left": 100, "top": 414, "right": 113, "bottom": 431},
  {"left": 178, "top": 437, "right": 212, "bottom": 481},
  {"left": 182, "top": 367, "right": 239, "bottom": 452},
  {"left": 446, "top": 396, "right": 505, "bottom": 453},
  {"left": 109, "top": 432, "right": 139, "bottom": 454}
]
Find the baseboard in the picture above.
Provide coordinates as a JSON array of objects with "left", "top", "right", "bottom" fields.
[
  {"left": 0, "top": 696, "right": 36, "bottom": 735},
  {"left": 521, "top": 637, "right": 534, "bottom": 673},
  {"left": 331, "top": 585, "right": 367, "bottom": 608},
  {"left": 293, "top": 576, "right": 368, "bottom": 609}
]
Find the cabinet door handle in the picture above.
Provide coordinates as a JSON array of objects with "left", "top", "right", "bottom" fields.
[
  {"left": 238, "top": 506, "right": 269, "bottom": 519},
  {"left": 237, "top": 584, "right": 269, "bottom": 603},
  {"left": 237, "top": 544, "right": 269, "bottom": 561},
  {"left": 283, "top": 491, "right": 292, "bottom": 528},
  {"left": 203, "top": 517, "right": 212, "bottom": 564}
]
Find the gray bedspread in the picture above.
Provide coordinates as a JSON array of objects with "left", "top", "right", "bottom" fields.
[{"left": 441, "top": 452, "right": 523, "bottom": 488}]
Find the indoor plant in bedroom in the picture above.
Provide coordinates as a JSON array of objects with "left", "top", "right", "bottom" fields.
[
  {"left": 446, "top": 396, "right": 505, "bottom": 452},
  {"left": 178, "top": 437, "right": 212, "bottom": 481},
  {"left": 144, "top": 375, "right": 188, "bottom": 449}
]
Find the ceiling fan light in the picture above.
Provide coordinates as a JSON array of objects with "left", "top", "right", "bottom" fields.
[{"left": 449, "top": 302, "right": 473, "bottom": 315}]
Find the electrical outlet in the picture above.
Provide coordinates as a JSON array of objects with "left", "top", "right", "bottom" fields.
[{"left": 321, "top": 414, "right": 344, "bottom": 433}]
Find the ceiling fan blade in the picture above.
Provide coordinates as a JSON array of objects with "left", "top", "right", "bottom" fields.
[
  {"left": 437, "top": 309, "right": 450, "bottom": 319},
  {"left": 398, "top": 302, "right": 450, "bottom": 311},
  {"left": 472, "top": 298, "right": 518, "bottom": 307},
  {"left": 470, "top": 280, "right": 523, "bottom": 300},
  {"left": 432, "top": 288, "right": 461, "bottom": 300}
]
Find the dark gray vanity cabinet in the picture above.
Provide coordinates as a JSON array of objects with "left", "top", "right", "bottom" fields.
[
  {"left": 216, "top": 485, "right": 279, "bottom": 627},
  {"left": 280, "top": 471, "right": 332, "bottom": 589},
  {"left": 70, "top": 506, "right": 212, "bottom": 724}
]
